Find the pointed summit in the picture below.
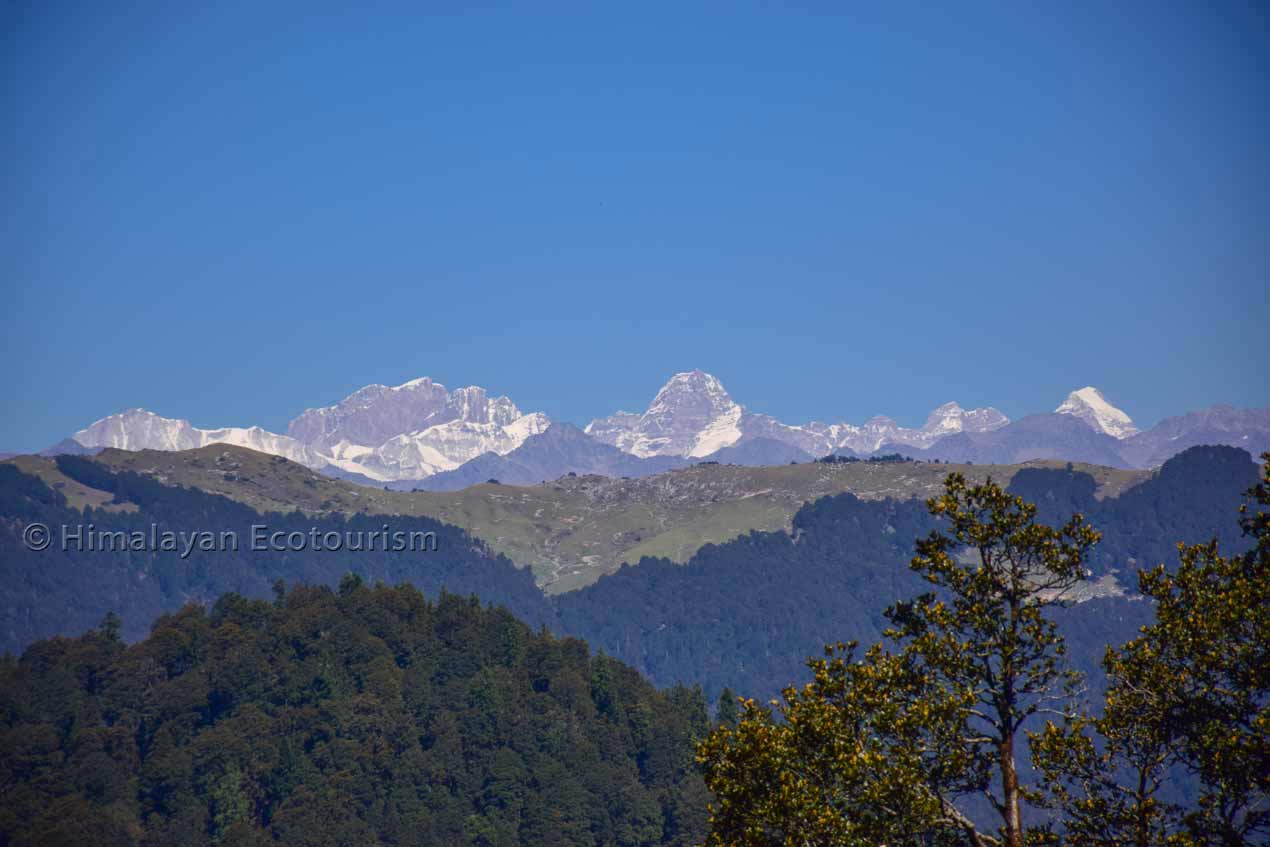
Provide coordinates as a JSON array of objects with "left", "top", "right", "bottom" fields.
[
  {"left": 647, "top": 371, "right": 737, "bottom": 418},
  {"left": 1055, "top": 387, "right": 1138, "bottom": 439},
  {"left": 587, "top": 370, "right": 743, "bottom": 458}
]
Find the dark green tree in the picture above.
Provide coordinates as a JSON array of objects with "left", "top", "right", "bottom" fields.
[
  {"left": 698, "top": 473, "right": 1100, "bottom": 847},
  {"left": 1032, "top": 453, "right": 1269, "bottom": 846},
  {"left": 716, "top": 687, "right": 738, "bottom": 729}
]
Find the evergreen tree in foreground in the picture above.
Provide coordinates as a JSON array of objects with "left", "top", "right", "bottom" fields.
[
  {"left": 698, "top": 472, "right": 1100, "bottom": 846},
  {"left": 697, "top": 459, "right": 1268, "bottom": 846},
  {"left": 1031, "top": 454, "right": 1268, "bottom": 846}
]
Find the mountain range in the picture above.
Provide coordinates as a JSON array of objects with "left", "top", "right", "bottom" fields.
[{"left": 52, "top": 371, "right": 1270, "bottom": 484}]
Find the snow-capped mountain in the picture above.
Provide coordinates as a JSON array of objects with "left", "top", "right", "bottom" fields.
[
  {"left": 918, "top": 402, "right": 1012, "bottom": 441},
  {"left": 586, "top": 371, "right": 744, "bottom": 458},
  {"left": 327, "top": 410, "right": 550, "bottom": 481},
  {"left": 1055, "top": 387, "right": 1138, "bottom": 439},
  {"left": 287, "top": 379, "right": 524, "bottom": 452},
  {"left": 55, "top": 373, "right": 1267, "bottom": 485},
  {"left": 894, "top": 413, "right": 1133, "bottom": 468},
  {"left": 74, "top": 409, "right": 326, "bottom": 467},
  {"left": 586, "top": 371, "right": 1010, "bottom": 459},
  {"left": 72, "top": 380, "right": 551, "bottom": 482}
]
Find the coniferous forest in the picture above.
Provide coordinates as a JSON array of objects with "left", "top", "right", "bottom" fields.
[{"left": 0, "top": 583, "right": 710, "bottom": 846}]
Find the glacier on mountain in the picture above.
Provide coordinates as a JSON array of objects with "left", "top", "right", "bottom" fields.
[{"left": 1055, "top": 387, "right": 1138, "bottom": 439}]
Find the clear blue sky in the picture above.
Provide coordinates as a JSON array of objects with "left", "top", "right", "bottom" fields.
[{"left": 3, "top": 2, "right": 1267, "bottom": 451}]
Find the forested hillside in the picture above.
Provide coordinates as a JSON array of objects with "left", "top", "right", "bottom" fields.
[
  {"left": 0, "top": 583, "right": 710, "bottom": 847},
  {"left": 1, "top": 447, "right": 1259, "bottom": 704},
  {"left": 558, "top": 446, "right": 1256, "bottom": 703},
  {"left": 0, "top": 446, "right": 1261, "bottom": 845},
  {"left": 0, "top": 458, "right": 553, "bottom": 653}
]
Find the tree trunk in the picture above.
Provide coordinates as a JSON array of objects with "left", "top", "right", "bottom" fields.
[{"left": 1000, "top": 730, "right": 1022, "bottom": 847}]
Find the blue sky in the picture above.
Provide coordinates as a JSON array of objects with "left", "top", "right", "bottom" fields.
[{"left": 3, "top": 2, "right": 1267, "bottom": 451}]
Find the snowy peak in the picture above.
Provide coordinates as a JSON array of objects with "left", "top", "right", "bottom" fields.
[
  {"left": 74, "top": 409, "right": 322, "bottom": 467},
  {"left": 1055, "top": 387, "right": 1138, "bottom": 439},
  {"left": 291, "top": 378, "right": 548, "bottom": 480},
  {"left": 921, "top": 402, "right": 1010, "bottom": 437},
  {"left": 587, "top": 370, "right": 744, "bottom": 458},
  {"left": 74, "top": 409, "right": 202, "bottom": 452},
  {"left": 448, "top": 386, "right": 522, "bottom": 427},
  {"left": 287, "top": 377, "right": 532, "bottom": 451},
  {"left": 647, "top": 370, "right": 736, "bottom": 417}
]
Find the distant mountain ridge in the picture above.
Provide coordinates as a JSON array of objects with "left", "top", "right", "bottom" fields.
[
  {"left": 72, "top": 379, "right": 551, "bottom": 483},
  {"left": 49, "top": 371, "right": 1270, "bottom": 481},
  {"left": 410, "top": 424, "right": 689, "bottom": 491},
  {"left": 585, "top": 370, "right": 1011, "bottom": 458}
]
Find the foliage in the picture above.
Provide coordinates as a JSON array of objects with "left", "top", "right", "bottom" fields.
[
  {"left": 0, "top": 583, "right": 709, "bottom": 846},
  {"left": 698, "top": 642, "right": 965, "bottom": 846},
  {"left": 697, "top": 453, "right": 1265, "bottom": 847},
  {"left": 699, "top": 472, "right": 1101, "bottom": 847},
  {"left": 1031, "top": 453, "right": 1269, "bottom": 846}
]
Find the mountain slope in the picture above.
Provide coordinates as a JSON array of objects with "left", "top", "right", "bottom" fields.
[
  {"left": 412, "top": 423, "right": 688, "bottom": 491},
  {"left": 0, "top": 456, "right": 554, "bottom": 652},
  {"left": 10, "top": 445, "right": 1149, "bottom": 595},
  {"left": 899, "top": 413, "right": 1132, "bottom": 467},
  {"left": 1118, "top": 405, "right": 1270, "bottom": 468},
  {"left": 697, "top": 437, "right": 815, "bottom": 466},
  {"left": 557, "top": 445, "right": 1257, "bottom": 703}
]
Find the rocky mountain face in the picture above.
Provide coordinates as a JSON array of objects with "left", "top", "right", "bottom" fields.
[
  {"left": 586, "top": 370, "right": 745, "bottom": 458},
  {"left": 1118, "top": 405, "right": 1270, "bottom": 468},
  {"left": 287, "top": 378, "right": 524, "bottom": 450},
  {"left": 58, "top": 371, "right": 1268, "bottom": 484},
  {"left": 286, "top": 378, "right": 453, "bottom": 449}
]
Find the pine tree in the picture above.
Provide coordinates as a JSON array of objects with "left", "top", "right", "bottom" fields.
[
  {"left": 698, "top": 473, "right": 1100, "bottom": 847},
  {"left": 1032, "top": 453, "right": 1269, "bottom": 846}
]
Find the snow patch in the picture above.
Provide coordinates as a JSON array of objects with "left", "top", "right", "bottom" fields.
[{"left": 1055, "top": 387, "right": 1138, "bottom": 439}]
